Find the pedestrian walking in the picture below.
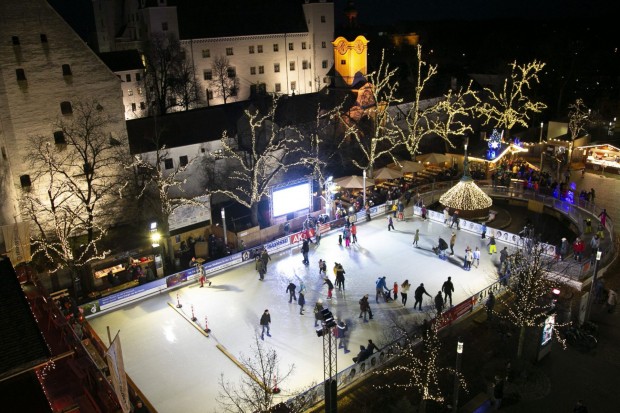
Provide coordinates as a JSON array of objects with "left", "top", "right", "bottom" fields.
[
  {"left": 323, "top": 277, "right": 334, "bottom": 299},
  {"left": 473, "top": 247, "right": 481, "bottom": 268},
  {"left": 450, "top": 232, "right": 457, "bottom": 256},
  {"left": 332, "top": 320, "right": 348, "bottom": 352},
  {"left": 260, "top": 248, "right": 271, "bottom": 272},
  {"left": 413, "top": 228, "right": 420, "bottom": 247},
  {"left": 359, "top": 294, "right": 371, "bottom": 321},
  {"left": 260, "top": 309, "right": 271, "bottom": 340},
  {"left": 387, "top": 216, "right": 395, "bottom": 231},
  {"left": 598, "top": 208, "right": 609, "bottom": 228},
  {"left": 319, "top": 259, "right": 327, "bottom": 275},
  {"left": 298, "top": 283, "right": 306, "bottom": 315},
  {"left": 351, "top": 223, "right": 358, "bottom": 243},
  {"left": 573, "top": 238, "right": 585, "bottom": 262},
  {"left": 393, "top": 282, "right": 399, "bottom": 301},
  {"left": 488, "top": 234, "right": 497, "bottom": 254},
  {"left": 481, "top": 222, "right": 487, "bottom": 239},
  {"left": 443, "top": 207, "right": 450, "bottom": 224},
  {"left": 314, "top": 300, "right": 324, "bottom": 327},
  {"left": 286, "top": 282, "right": 297, "bottom": 303},
  {"left": 607, "top": 289, "right": 618, "bottom": 314},
  {"left": 375, "top": 276, "right": 389, "bottom": 303},
  {"left": 301, "top": 239, "right": 310, "bottom": 265},
  {"left": 414, "top": 283, "right": 432, "bottom": 311},
  {"left": 584, "top": 218, "right": 592, "bottom": 234},
  {"left": 434, "top": 291, "right": 444, "bottom": 314},
  {"left": 486, "top": 291, "right": 495, "bottom": 322},
  {"left": 442, "top": 277, "right": 454, "bottom": 306},
  {"left": 401, "top": 280, "right": 411, "bottom": 306}
]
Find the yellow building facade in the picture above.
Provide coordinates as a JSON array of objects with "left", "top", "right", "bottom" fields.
[{"left": 332, "top": 35, "right": 369, "bottom": 87}]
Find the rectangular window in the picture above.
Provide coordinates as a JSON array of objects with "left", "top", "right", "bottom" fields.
[
  {"left": 257, "top": 45, "right": 263, "bottom": 53},
  {"left": 322, "top": 60, "right": 328, "bottom": 69},
  {"left": 62, "top": 64, "right": 72, "bottom": 76},
  {"left": 131, "top": 103, "right": 136, "bottom": 111},
  {"left": 125, "top": 74, "right": 131, "bottom": 82},
  {"left": 140, "top": 102, "right": 146, "bottom": 110},
  {"left": 204, "top": 69, "right": 212, "bottom": 80},
  {"left": 60, "top": 101, "right": 73, "bottom": 115},
  {"left": 226, "top": 47, "right": 233, "bottom": 56},
  {"left": 302, "top": 42, "right": 307, "bottom": 50},
  {"left": 289, "top": 61, "right": 295, "bottom": 71},
  {"left": 202, "top": 49, "right": 210, "bottom": 58},
  {"left": 164, "top": 158, "right": 173, "bottom": 170},
  {"left": 12, "top": 36, "right": 20, "bottom": 46},
  {"left": 206, "top": 89, "right": 213, "bottom": 100},
  {"left": 258, "top": 65, "right": 264, "bottom": 74},
  {"left": 340, "top": 60, "right": 346, "bottom": 65},
  {"left": 291, "top": 81, "right": 296, "bottom": 91},
  {"left": 288, "top": 42, "right": 294, "bottom": 51},
  {"left": 321, "top": 15, "right": 326, "bottom": 23},
  {"left": 322, "top": 41, "right": 326, "bottom": 48},
  {"left": 40, "top": 34, "right": 48, "bottom": 43},
  {"left": 179, "top": 155, "right": 189, "bottom": 167},
  {"left": 274, "top": 63, "right": 280, "bottom": 73},
  {"left": 302, "top": 61, "right": 308, "bottom": 70},
  {"left": 249, "top": 45, "right": 254, "bottom": 54},
  {"left": 227, "top": 67, "right": 236, "bottom": 78},
  {"left": 137, "top": 87, "right": 143, "bottom": 95},
  {"left": 53, "top": 131, "right": 66, "bottom": 145},
  {"left": 273, "top": 44, "right": 279, "bottom": 52},
  {"left": 162, "top": 22, "right": 168, "bottom": 31},
  {"left": 250, "top": 67, "right": 256, "bottom": 75},
  {"left": 20, "top": 175, "right": 31, "bottom": 188},
  {"left": 275, "top": 83, "right": 281, "bottom": 93},
  {"left": 16, "top": 68, "right": 26, "bottom": 81},
  {"left": 230, "top": 87, "right": 237, "bottom": 97},
  {"left": 136, "top": 73, "right": 141, "bottom": 81},
  {"left": 128, "top": 89, "right": 133, "bottom": 96}
]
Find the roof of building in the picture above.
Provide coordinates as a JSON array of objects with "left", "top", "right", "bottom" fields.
[
  {"left": 170, "top": 0, "right": 310, "bottom": 39},
  {"left": 98, "top": 50, "right": 144, "bottom": 73},
  {"left": 0, "top": 258, "right": 49, "bottom": 380},
  {"left": 126, "top": 103, "right": 246, "bottom": 154}
]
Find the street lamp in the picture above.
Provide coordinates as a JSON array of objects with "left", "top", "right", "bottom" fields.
[
  {"left": 363, "top": 169, "right": 367, "bottom": 209},
  {"left": 149, "top": 222, "right": 160, "bottom": 247},
  {"left": 585, "top": 250, "right": 602, "bottom": 322},
  {"left": 221, "top": 208, "right": 228, "bottom": 247},
  {"left": 452, "top": 337, "right": 463, "bottom": 413}
]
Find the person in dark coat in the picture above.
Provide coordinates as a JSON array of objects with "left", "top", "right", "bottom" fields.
[
  {"left": 323, "top": 277, "right": 334, "bottom": 299},
  {"left": 335, "top": 263, "right": 346, "bottom": 290},
  {"left": 359, "top": 294, "right": 371, "bottom": 321},
  {"left": 442, "top": 277, "right": 454, "bottom": 306},
  {"left": 434, "top": 291, "right": 444, "bottom": 314},
  {"left": 260, "top": 309, "right": 271, "bottom": 340},
  {"left": 301, "top": 239, "right": 310, "bottom": 265},
  {"left": 298, "top": 283, "right": 306, "bottom": 315},
  {"left": 286, "top": 282, "right": 297, "bottom": 303},
  {"left": 414, "top": 283, "right": 432, "bottom": 311},
  {"left": 314, "top": 300, "right": 324, "bottom": 327},
  {"left": 260, "top": 248, "right": 271, "bottom": 271},
  {"left": 486, "top": 291, "right": 495, "bottom": 322}
]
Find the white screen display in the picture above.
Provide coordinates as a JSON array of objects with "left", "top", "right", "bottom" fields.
[{"left": 272, "top": 183, "right": 310, "bottom": 217}]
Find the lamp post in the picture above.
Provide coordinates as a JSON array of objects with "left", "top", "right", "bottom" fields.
[
  {"left": 452, "top": 337, "right": 464, "bottom": 413},
  {"left": 363, "top": 169, "right": 367, "bottom": 209},
  {"left": 324, "top": 176, "right": 333, "bottom": 219},
  {"left": 539, "top": 122, "right": 545, "bottom": 173},
  {"left": 585, "top": 250, "right": 602, "bottom": 322},
  {"left": 221, "top": 208, "right": 227, "bottom": 247}
]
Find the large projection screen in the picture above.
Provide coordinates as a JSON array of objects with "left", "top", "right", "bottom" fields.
[{"left": 272, "top": 182, "right": 311, "bottom": 217}]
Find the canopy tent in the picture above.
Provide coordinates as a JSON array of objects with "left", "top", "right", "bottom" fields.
[
  {"left": 373, "top": 167, "right": 404, "bottom": 180},
  {"left": 386, "top": 160, "right": 424, "bottom": 173},
  {"left": 417, "top": 153, "right": 451, "bottom": 164},
  {"left": 334, "top": 175, "right": 376, "bottom": 189}
]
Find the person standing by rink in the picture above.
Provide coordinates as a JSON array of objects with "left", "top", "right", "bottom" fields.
[
  {"left": 301, "top": 239, "right": 310, "bottom": 265},
  {"left": 473, "top": 247, "right": 481, "bottom": 268},
  {"left": 401, "top": 280, "right": 411, "bottom": 306},
  {"left": 351, "top": 223, "right": 358, "bottom": 243},
  {"left": 260, "top": 309, "right": 271, "bottom": 340},
  {"left": 387, "top": 216, "right": 395, "bottom": 231},
  {"left": 414, "top": 283, "right": 432, "bottom": 311},
  {"left": 298, "top": 283, "right": 306, "bottom": 315},
  {"left": 260, "top": 248, "right": 271, "bottom": 272},
  {"left": 286, "top": 282, "right": 297, "bottom": 303}
]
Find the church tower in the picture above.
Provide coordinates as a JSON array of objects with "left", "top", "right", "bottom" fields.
[{"left": 332, "top": 35, "right": 368, "bottom": 88}]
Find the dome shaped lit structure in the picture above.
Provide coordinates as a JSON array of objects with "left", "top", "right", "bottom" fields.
[{"left": 440, "top": 139, "right": 492, "bottom": 220}]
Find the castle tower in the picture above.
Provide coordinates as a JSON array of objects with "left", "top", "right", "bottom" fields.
[{"left": 332, "top": 35, "right": 368, "bottom": 88}]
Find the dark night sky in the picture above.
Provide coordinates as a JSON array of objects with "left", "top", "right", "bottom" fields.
[{"left": 335, "top": 0, "right": 616, "bottom": 24}]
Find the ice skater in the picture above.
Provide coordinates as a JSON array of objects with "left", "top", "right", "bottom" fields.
[
  {"left": 333, "top": 320, "right": 348, "bottom": 352},
  {"left": 442, "top": 277, "right": 454, "bottom": 306},
  {"left": 401, "top": 280, "right": 411, "bottom": 306},
  {"left": 319, "top": 259, "right": 327, "bottom": 275},
  {"left": 301, "top": 239, "right": 310, "bottom": 265},
  {"left": 473, "top": 247, "right": 481, "bottom": 268},
  {"left": 298, "top": 282, "right": 306, "bottom": 315},
  {"left": 351, "top": 223, "right": 358, "bottom": 243},
  {"left": 323, "top": 276, "right": 334, "bottom": 300},
  {"left": 413, "top": 229, "right": 420, "bottom": 247},
  {"left": 260, "top": 309, "right": 271, "bottom": 340},
  {"left": 387, "top": 216, "right": 395, "bottom": 231},
  {"left": 450, "top": 232, "right": 457, "bottom": 256},
  {"left": 359, "top": 294, "right": 371, "bottom": 321},
  {"left": 314, "top": 300, "right": 324, "bottom": 327},
  {"left": 260, "top": 248, "right": 271, "bottom": 272},
  {"left": 414, "top": 283, "right": 432, "bottom": 311},
  {"left": 375, "top": 276, "right": 389, "bottom": 303},
  {"left": 286, "top": 282, "right": 297, "bottom": 303},
  {"left": 434, "top": 291, "right": 444, "bottom": 314}
]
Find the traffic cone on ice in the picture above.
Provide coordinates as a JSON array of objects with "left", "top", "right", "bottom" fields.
[
  {"left": 204, "top": 316, "right": 211, "bottom": 334},
  {"left": 191, "top": 305, "right": 197, "bottom": 322},
  {"left": 176, "top": 293, "right": 182, "bottom": 308}
]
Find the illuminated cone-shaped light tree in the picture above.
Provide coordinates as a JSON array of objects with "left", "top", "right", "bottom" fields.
[
  {"left": 476, "top": 60, "right": 547, "bottom": 141},
  {"left": 439, "top": 138, "right": 492, "bottom": 219},
  {"left": 392, "top": 45, "right": 479, "bottom": 160},
  {"left": 376, "top": 318, "right": 467, "bottom": 413},
  {"left": 497, "top": 243, "right": 568, "bottom": 359}
]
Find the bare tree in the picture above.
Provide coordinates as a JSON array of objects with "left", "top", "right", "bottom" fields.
[
  {"left": 21, "top": 100, "right": 127, "bottom": 295},
  {"left": 476, "top": 60, "right": 547, "bottom": 139},
  {"left": 566, "top": 98, "right": 590, "bottom": 164},
  {"left": 206, "top": 97, "right": 308, "bottom": 227},
  {"left": 173, "top": 57, "right": 202, "bottom": 111},
  {"left": 376, "top": 317, "right": 467, "bottom": 413},
  {"left": 209, "top": 55, "right": 240, "bottom": 105},
  {"left": 217, "top": 334, "right": 296, "bottom": 413},
  {"left": 142, "top": 32, "right": 186, "bottom": 115},
  {"left": 495, "top": 243, "right": 567, "bottom": 359},
  {"left": 336, "top": 50, "right": 402, "bottom": 176},
  {"left": 392, "top": 45, "right": 478, "bottom": 160}
]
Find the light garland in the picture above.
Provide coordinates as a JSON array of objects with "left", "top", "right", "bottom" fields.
[{"left": 439, "top": 180, "right": 492, "bottom": 210}]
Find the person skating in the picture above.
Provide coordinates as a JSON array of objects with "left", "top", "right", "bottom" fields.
[
  {"left": 286, "top": 282, "right": 297, "bottom": 303},
  {"left": 375, "top": 276, "right": 389, "bottom": 303},
  {"left": 473, "top": 247, "right": 481, "bottom": 268},
  {"left": 434, "top": 291, "right": 444, "bottom": 314},
  {"left": 314, "top": 300, "right": 324, "bottom": 327},
  {"left": 481, "top": 222, "right": 487, "bottom": 239},
  {"left": 260, "top": 248, "right": 271, "bottom": 272},
  {"left": 401, "top": 280, "right": 411, "bottom": 306},
  {"left": 414, "top": 283, "right": 432, "bottom": 311},
  {"left": 464, "top": 247, "right": 473, "bottom": 270},
  {"left": 323, "top": 277, "right": 334, "bottom": 300},
  {"left": 387, "top": 216, "right": 395, "bottom": 231},
  {"left": 413, "top": 229, "right": 420, "bottom": 247},
  {"left": 319, "top": 259, "right": 327, "bottom": 275},
  {"left": 343, "top": 226, "right": 351, "bottom": 247},
  {"left": 298, "top": 283, "right": 306, "bottom": 315},
  {"left": 256, "top": 257, "right": 266, "bottom": 281},
  {"left": 442, "top": 277, "right": 454, "bottom": 306},
  {"left": 488, "top": 233, "right": 497, "bottom": 254},
  {"left": 301, "top": 239, "right": 310, "bottom": 265},
  {"left": 351, "top": 223, "right": 358, "bottom": 243},
  {"left": 500, "top": 247, "right": 509, "bottom": 266},
  {"left": 359, "top": 294, "right": 371, "bottom": 321},
  {"left": 393, "top": 282, "right": 399, "bottom": 301},
  {"left": 260, "top": 309, "right": 271, "bottom": 340},
  {"left": 443, "top": 207, "right": 450, "bottom": 225},
  {"left": 450, "top": 232, "right": 457, "bottom": 256},
  {"left": 335, "top": 263, "right": 346, "bottom": 291},
  {"left": 332, "top": 320, "right": 349, "bottom": 352},
  {"left": 450, "top": 210, "right": 460, "bottom": 230}
]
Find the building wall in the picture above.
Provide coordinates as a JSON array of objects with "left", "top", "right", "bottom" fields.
[
  {"left": 0, "top": 0, "right": 127, "bottom": 246},
  {"left": 115, "top": 68, "right": 148, "bottom": 119}
]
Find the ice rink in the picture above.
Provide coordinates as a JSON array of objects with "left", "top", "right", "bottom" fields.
[{"left": 88, "top": 212, "right": 505, "bottom": 413}]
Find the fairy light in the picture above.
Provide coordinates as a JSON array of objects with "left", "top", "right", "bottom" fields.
[
  {"left": 374, "top": 317, "right": 468, "bottom": 403},
  {"left": 439, "top": 180, "right": 492, "bottom": 211}
]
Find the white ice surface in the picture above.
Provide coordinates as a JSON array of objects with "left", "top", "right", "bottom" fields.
[{"left": 88, "top": 211, "right": 504, "bottom": 413}]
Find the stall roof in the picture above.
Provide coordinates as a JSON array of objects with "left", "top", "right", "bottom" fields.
[{"left": 576, "top": 143, "right": 620, "bottom": 152}]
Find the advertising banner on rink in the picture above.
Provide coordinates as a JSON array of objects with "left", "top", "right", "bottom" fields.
[{"left": 106, "top": 333, "right": 131, "bottom": 413}]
